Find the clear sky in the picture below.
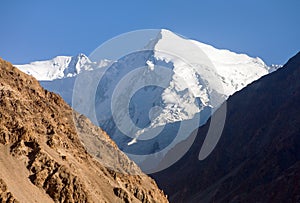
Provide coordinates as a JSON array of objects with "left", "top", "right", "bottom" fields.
[{"left": 0, "top": 0, "right": 299, "bottom": 65}]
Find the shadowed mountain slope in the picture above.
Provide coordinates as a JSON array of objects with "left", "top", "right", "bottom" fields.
[{"left": 152, "top": 52, "right": 300, "bottom": 203}]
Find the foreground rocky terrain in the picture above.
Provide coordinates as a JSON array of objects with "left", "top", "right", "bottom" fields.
[
  {"left": 153, "top": 52, "right": 300, "bottom": 202},
  {"left": 0, "top": 58, "right": 168, "bottom": 203}
]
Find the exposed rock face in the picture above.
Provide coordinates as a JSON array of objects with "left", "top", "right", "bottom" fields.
[
  {"left": 0, "top": 179, "right": 18, "bottom": 203},
  {"left": 152, "top": 52, "right": 300, "bottom": 202},
  {"left": 0, "top": 58, "right": 168, "bottom": 203}
]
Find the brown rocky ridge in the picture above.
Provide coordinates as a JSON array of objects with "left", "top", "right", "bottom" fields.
[{"left": 0, "top": 58, "right": 168, "bottom": 203}]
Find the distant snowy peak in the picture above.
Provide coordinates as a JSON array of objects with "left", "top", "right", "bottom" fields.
[
  {"left": 15, "top": 29, "right": 279, "bottom": 84},
  {"left": 16, "top": 55, "right": 71, "bottom": 80},
  {"left": 13, "top": 29, "right": 283, "bottom": 167},
  {"left": 149, "top": 29, "right": 272, "bottom": 96},
  {"left": 117, "top": 29, "right": 274, "bottom": 131},
  {"left": 15, "top": 29, "right": 277, "bottom": 84},
  {"left": 16, "top": 53, "right": 111, "bottom": 81}
]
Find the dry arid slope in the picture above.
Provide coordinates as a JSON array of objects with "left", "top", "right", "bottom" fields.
[{"left": 0, "top": 58, "right": 168, "bottom": 203}]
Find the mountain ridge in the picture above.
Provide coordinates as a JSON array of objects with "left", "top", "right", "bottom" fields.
[
  {"left": 0, "top": 58, "right": 168, "bottom": 203},
  {"left": 15, "top": 53, "right": 111, "bottom": 81},
  {"left": 15, "top": 29, "right": 277, "bottom": 83}
]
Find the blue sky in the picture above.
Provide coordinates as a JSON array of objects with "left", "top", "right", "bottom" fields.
[{"left": 0, "top": 0, "right": 299, "bottom": 65}]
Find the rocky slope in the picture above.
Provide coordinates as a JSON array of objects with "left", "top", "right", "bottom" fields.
[
  {"left": 0, "top": 179, "right": 18, "bottom": 203},
  {"left": 0, "top": 58, "right": 168, "bottom": 203},
  {"left": 152, "top": 52, "right": 300, "bottom": 202}
]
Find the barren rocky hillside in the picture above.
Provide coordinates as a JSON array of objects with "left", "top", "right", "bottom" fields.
[{"left": 0, "top": 58, "right": 168, "bottom": 203}]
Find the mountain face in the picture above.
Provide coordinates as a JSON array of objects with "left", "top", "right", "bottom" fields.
[
  {"left": 152, "top": 52, "right": 300, "bottom": 202},
  {"left": 15, "top": 29, "right": 276, "bottom": 172},
  {"left": 0, "top": 58, "right": 168, "bottom": 203}
]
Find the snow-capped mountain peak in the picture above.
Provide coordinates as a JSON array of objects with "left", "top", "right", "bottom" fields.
[
  {"left": 15, "top": 29, "right": 281, "bottom": 172},
  {"left": 64, "top": 53, "right": 92, "bottom": 77},
  {"left": 16, "top": 53, "right": 110, "bottom": 81}
]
